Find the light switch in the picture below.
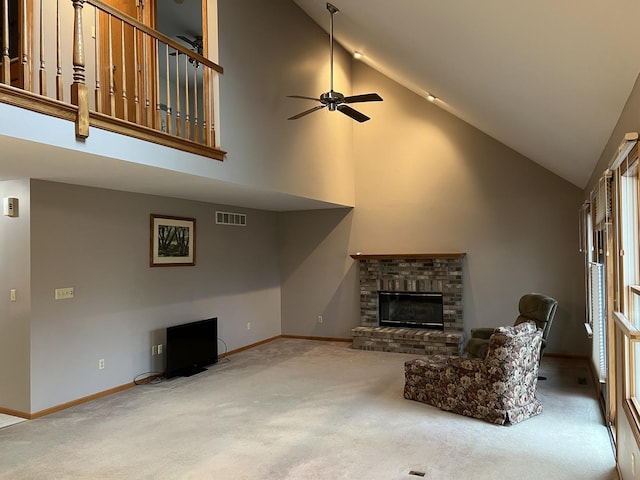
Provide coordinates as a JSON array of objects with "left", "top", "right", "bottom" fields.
[{"left": 10, "top": 289, "right": 16, "bottom": 302}]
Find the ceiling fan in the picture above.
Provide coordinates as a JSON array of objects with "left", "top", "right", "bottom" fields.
[
  {"left": 287, "top": 2, "right": 382, "bottom": 123},
  {"left": 177, "top": 35, "right": 203, "bottom": 56}
]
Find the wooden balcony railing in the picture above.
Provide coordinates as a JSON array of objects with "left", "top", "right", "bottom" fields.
[{"left": 0, "top": 0, "right": 225, "bottom": 161}]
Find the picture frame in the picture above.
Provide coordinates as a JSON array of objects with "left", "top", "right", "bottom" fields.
[{"left": 150, "top": 214, "right": 196, "bottom": 267}]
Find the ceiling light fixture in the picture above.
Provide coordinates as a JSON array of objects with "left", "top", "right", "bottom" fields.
[
  {"left": 426, "top": 93, "right": 436, "bottom": 102},
  {"left": 353, "top": 51, "right": 363, "bottom": 59}
]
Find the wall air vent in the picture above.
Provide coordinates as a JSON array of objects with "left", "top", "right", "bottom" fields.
[{"left": 216, "top": 211, "right": 246, "bottom": 226}]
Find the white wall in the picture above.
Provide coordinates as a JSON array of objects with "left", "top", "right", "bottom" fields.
[
  {"left": 0, "top": 180, "right": 31, "bottom": 413},
  {"left": 28, "top": 180, "right": 281, "bottom": 413}
]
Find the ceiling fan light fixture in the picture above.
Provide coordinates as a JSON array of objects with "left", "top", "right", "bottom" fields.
[{"left": 286, "top": 2, "right": 383, "bottom": 123}]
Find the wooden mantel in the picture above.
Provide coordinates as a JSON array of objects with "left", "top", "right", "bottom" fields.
[{"left": 349, "top": 253, "right": 466, "bottom": 260}]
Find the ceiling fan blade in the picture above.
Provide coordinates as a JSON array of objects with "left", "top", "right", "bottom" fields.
[
  {"left": 177, "top": 35, "right": 195, "bottom": 46},
  {"left": 337, "top": 105, "right": 370, "bottom": 123},
  {"left": 288, "top": 104, "right": 327, "bottom": 120},
  {"left": 287, "top": 95, "right": 322, "bottom": 102},
  {"left": 343, "top": 93, "right": 383, "bottom": 104}
]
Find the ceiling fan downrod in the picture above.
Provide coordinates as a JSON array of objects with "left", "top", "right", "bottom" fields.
[{"left": 327, "top": 2, "right": 339, "bottom": 99}]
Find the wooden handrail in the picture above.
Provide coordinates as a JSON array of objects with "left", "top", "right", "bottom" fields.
[{"left": 0, "top": 0, "right": 225, "bottom": 159}]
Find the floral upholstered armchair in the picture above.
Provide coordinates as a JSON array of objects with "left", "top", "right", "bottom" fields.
[{"left": 404, "top": 322, "right": 543, "bottom": 425}]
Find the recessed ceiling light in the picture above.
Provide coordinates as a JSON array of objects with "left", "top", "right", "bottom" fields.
[{"left": 353, "top": 51, "right": 363, "bottom": 59}]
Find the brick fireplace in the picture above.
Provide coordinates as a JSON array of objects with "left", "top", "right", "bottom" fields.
[{"left": 351, "top": 253, "right": 466, "bottom": 355}]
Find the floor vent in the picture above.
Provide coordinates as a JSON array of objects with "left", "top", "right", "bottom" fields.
[
  {"left": 216, "top": 211, "right": 246, "bottom": 226},
  {"left": 408, "top": 471, "right": 426, "bottom": 477}
]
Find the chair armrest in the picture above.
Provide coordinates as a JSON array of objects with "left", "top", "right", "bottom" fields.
[{"left": 470, "top": 328, "right": 495, "bottom": 339}]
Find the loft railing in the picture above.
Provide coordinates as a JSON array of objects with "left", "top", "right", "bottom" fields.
[{"left": 0, "top": 0, "right": 225, "bottom": 161}]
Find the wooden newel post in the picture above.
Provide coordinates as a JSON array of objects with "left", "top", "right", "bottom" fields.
[{"left": 71, "top": 0, "right": 89, "bottom": 138}]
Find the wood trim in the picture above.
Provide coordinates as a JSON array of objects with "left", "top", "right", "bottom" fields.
[
  {"left": 280, "top": 335, "right": 352, "bottom": 343},
  {"left": 30, "top": 381, "right": 138, "bottom": 419},
  {"left": 623, "top": 398, "right": 640, "bottom": 450},
  {"left": 0, "top": 406, "right": 30, "bottom": 419},
  {"left": 220, "top": 335, "right": 281, "bottom": 358},
  {"left": 89, "top": 110, "right": 225, "bottom": 160},
  {"left": 350, "top": 253, "right": 466, "bottom": 260},
  {"left": 0, "top": 85, "right": 225, "bottom": 160},
  {"left": 613, "top": 310, "right": 640, "bottom": 341},
  {"left": 0, "top": 83, "right": 77, "bottom": 120}
]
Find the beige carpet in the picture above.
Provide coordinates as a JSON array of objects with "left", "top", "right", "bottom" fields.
[{"left": 0, "top": 338, "right": 617, "bottom": 479}]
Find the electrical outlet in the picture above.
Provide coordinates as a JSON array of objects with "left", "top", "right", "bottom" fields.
[
  {"left": 98, "top": 358, "right": 105, "bottom": 370},
  {"left": 318, "top": 315, "right": 323, "bottom": 324},
  {"left": 152, "top": 345, "right": 157, "bottom": 356},
  {"left": 157, "top": 344, "right": 163, "bottom": 354},
  {"left": 55, "top": 287, "right": 74, "bottom": 300},
  {"left": 247, "top": 322, "right": 251, "bottom": 330}
]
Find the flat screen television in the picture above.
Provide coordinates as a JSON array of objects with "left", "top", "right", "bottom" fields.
[{"left": 165, "top": 317, "right": 218, "bottom": 378}]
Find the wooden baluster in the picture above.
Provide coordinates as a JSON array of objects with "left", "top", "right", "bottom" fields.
[
  {"left": 1, "top": 0, "right": 9, "bottom": 85},
  {"left": 108, "top": 14, "right": 115, "bottom": 116},
  {"left": 71, "top": 0, "right": 89, "bottom": 138},
  {"left": 208, "top": 68, "right": 215, "bottom": 147},
  {"left": 203, "top": 66, "right": 210, "bottom": 146},
  {"left": 174, "top": 48, "right": 181, "bottom": 138},
  {"left": 154, "top": 38, "right": 160, "bottom": 130},
  {"left": 120, "top": 21, "right": 127, "bottom": 121},
  {"left": 20, "top": 0, "right": 30, "bottom": 91},
  {"left": 193, "top": 62, "right": 198, "bottom": 143},
  {"left": 132, "top": 26, "right": 140, "bottom": 124},
  {"left": 56, "top": 0, "right": 63, "bottom": 101},
  {"left": 38, "top": 0, "right": 46, "bottom": 96},
  {"left": 164, "top": 43, "right": 171, "bottom": 135},
  {"left": 184, "top": 55, "right": 190, "bottom": 141},
  {"left": 143, "top": 31, "right": 151, "bottom": 127},
  {"left": 201, "top": 66, "right": 207, "bottom": 145},
  {"left": 93, "top": 6, "right": 101, "bottom": 112}
]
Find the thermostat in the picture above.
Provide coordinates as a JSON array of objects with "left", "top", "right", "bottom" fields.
[{"left": 3, "top": 197, "right": 18, "bottom": 217}]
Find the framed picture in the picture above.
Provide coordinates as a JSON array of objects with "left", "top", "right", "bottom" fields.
[{"left": 150, "top": 214, "right": 196, "bottom": 267}]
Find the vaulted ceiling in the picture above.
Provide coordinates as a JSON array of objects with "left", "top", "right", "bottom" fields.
[{"left": 293, "top": 0, "right": 640, "bottom": 189}]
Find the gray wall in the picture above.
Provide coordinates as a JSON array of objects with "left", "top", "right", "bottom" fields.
[
  {"left": 280, "top": 61, "right": 587, "bottom": 357},
  {"left": 0, "top": 180, "right": 31, "bottom": 413},
  {"left": 218, "top": 0, "right": 355, "bottom": 206},
  {"left": 28, "top": 180, "right": 281, "bottom": 413}
]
